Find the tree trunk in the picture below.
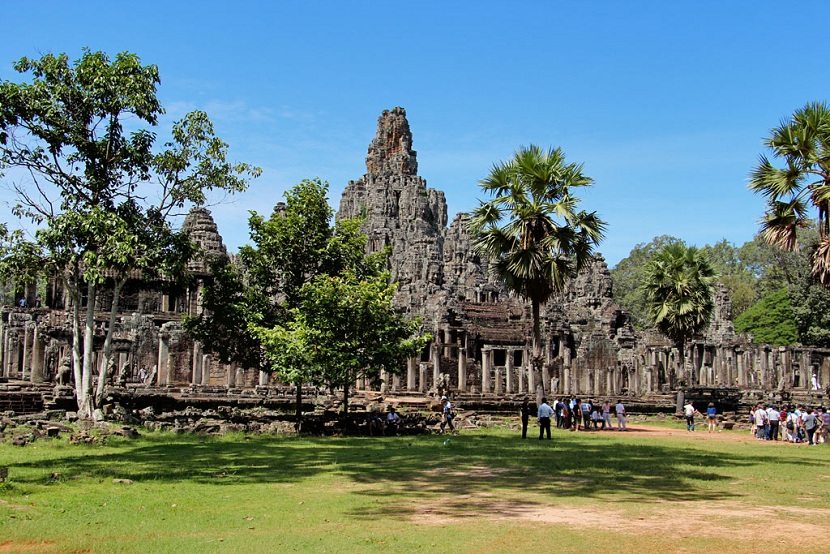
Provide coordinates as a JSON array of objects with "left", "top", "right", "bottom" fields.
[
  {"left": 78, "top": 282, "right": 97, "bottom": 419},
  {"left": 678, "top": 340, "right": 686, "bottom": 387},
  {"left": 342, "top": 379, "right": 349, "bottom": 415},
  {"left": 70, "top": 282, "right": 83, "bottom": 406},
  {"left": 294, "top": 379, "right": 303, "bottom": 432},
  {"left": 95, "top": 280, "right": 123, "bottom": 406}
]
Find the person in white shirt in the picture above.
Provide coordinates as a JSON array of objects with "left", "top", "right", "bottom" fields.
[
  {"left": 385, "top": 406, "right": 401, "bottom": 435},
  {"left": 683, "top": 401, "right": 700, "bottom": 432},
  {"left": 753, "top": 405, "right": 767, "bottom": 440},
  {"left": 615, "top": 400, "right": 627, "bottom": 430},
  {"left": 537, "top": 398, "right": 554, "bottom": 440},
  {"left": 766, "top": 405, "right": 781, "bottom": 441}
]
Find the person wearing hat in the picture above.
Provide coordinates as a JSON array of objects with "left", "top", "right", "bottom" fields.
[
  {"left": 386, "top": 406, "right": 401, "bottom": 436},
  {"left": 440, "top": 396, "right": 455, "bottom": 434}
]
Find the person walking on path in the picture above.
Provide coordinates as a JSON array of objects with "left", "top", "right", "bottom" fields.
[
  {"left": 615, "top": 399, "right": 627, "bottom": 431},
  {"left": 520, "top": 397, "right": 531, "bottom": 439},
  {"left": 683, "top": 401, "right": 701, "bottom": 432},
  {"left": 706, "top": 402, "right": 718, "bottom": 433},
  {"left": 538, "top": 397, "right": 553, "bottom": 440},
  {"left": 766, "top": 404, "right": 781, "bottom": 441},
  {"left": 440, "top": 396, "right": 456, "bottom": 434},
  {"left": 753, "top": 404, "right": 768, "bottom": 440}
]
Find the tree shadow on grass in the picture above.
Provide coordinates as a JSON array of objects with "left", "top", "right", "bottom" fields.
[{"left": 9, "top": 430, "right": 819, "bottom": 509}]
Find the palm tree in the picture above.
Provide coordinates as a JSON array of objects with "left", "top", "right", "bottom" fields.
[
  {"left": 641, "top": 243, "right": 715, "bottom": 387},
  {"left": 749, "top": 101, "right": 830, "bottom": 287},
  {"left": 469, "top": 145, "right": 605, "bottom": 387}
]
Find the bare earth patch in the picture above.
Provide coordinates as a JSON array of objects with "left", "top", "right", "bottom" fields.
[{"left": 412, "top": 494, "right": 827, "bottom": 548}]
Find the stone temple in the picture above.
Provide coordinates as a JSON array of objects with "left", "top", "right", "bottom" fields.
[{"left": 1, "top": 107, "right": 829, "bottom": 413}]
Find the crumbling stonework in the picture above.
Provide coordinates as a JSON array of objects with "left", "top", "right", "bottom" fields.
[{"left": 1, "top": 107, "right": 828, "bottom": 414}]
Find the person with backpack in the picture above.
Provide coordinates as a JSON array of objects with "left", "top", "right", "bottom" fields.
[{"left": 803, "top": 408, "right": 820, "bottom": 445}]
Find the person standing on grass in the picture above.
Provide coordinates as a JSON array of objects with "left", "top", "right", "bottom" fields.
[
  {"left": 554, "top": 398, "right": 564, "bottom": 428},
  {"left": 537, "top": 397, "right": 553, "bottom": 440},
  {"left": 706, "top": 402, "right": 718, "bottom": 433},
  {"left": 440, "top": 396, "right": 455, "bottom": 434},
  {"left": 615, "top": 399, "right": 627, "bottom": 431},
  {"left": 683, "top": 401, "right": 698, "bottom": 432},
  {"left": 520, "top": 397, "right": 531, "bottom": 439},
  {"left": 753, "top": 404, "right": 767, "bottom": 440},
  {"left": 602, "top": 400, "right": 612, "bottom": 430},
  {"left": 786, "top": 407, "right": 801, "bottom": 442},
  {"left": 818, "top": 407, "right": 830, "bottom": 445},
  {"left": 766, "top": 404, "right": 781, "bottom": 441},
  {"left": 803, "top": 408, "right": 819, "bottom": 445}
]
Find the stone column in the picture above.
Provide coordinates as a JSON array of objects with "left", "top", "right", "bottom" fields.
[
  {"left": 259, "top": 370, "right": 270, "bottom": 386},
  {"left": 542, "top": 339, "right": 550, "bottom": 394},
  {"left": 431, "top": 341, "right": 441, "bottom": 390},
  {"left": 418, "top": 362, "right": 427, "bottom": 393},
  {"left": 391, "top": 373, "right": 400, "bottom": 392},
  {"left": 525, "top": 348, "right": 534, "bottom": 393},
  {"left": 495, "top": 366, "right": 503, "bottom": 394},
  {"left": 380, "top": 369, "right": 388, "bottom": 393},
  {"left": 481, "top": 348, "right": 491, "bottom": 394},
  {"left": 157, "top": 336, "right": 169, "bottom": 386},
  {"left": 457, "top": 340, "right": 467, "bottom": 392},
  {"left": 21, "top": 324, "right": 31, "bottom": 380},
  {"left": 0, "top": 322, "right": 5, "bottom": 377},
  {"left": 30, "top": 326, "right": 43, "bottom": 383},
  {"left": 563, "top": 366, "right": 570, "bottom": 395},
  {"left": 201, "top": 355, "right": 211, "bottom": 385},
  {"left": 406, "top": 357, "right": 417, "bottom": 390},
  {"left": 505, "top": 349, "right": 514, "bottom": 393},
  {"left": 226, "top": 363, "right": 236, "bottom": 387},
  {"left": 192, "top": 342, "right": 202, "bottom": 386}
]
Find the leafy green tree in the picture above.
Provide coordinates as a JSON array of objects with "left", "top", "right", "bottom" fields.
[
  {"left": 641, "top": 243, "right": 716, "bottom": 386},
  {"left": 749, "top": 101, "right": 830, "bottom": 287},
  {"left": 469, "top": 145, "right": 605, "bottom": 381},
  {"left": 0, "top": 51, "right": 258, "bottom": 418},
  {"left": 611, "top": 235, "right": 684, "bottom": 328},
  {"left": 733, "top": 288, "right": 798, "bottom": 345}
]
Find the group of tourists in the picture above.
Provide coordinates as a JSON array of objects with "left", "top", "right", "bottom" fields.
[
  {"left": 749, "top": 403, "right": 830, "bottom": 445},
  {"left": 526, "top": 397, "right": 628, "bottom": 440}
]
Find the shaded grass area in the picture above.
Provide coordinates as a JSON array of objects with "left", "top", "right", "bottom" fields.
[{"left": 1, "top": 427, "right": 828, "bottom": 553}]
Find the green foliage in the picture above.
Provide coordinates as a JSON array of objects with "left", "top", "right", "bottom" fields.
[
  {"left": 641, "top": 243, "right": 716, "bottom": 349},
  {"left": 611, "top": 235, "right": 684, "bottom": 329},
  {"left": 469, "top": 145, "right": 605, "bottom": 363},
  {"left": 748, "top": 101, "right": 830, "bottom": 287},
  {"left": 733, "top": 289, "right": 798, "bottom": 345},
  {"left": 0, "top": 50, "right": 258, "bottom": 416},
  {"left": 190, "top": 179, "right": 428, "bottom": 412}
]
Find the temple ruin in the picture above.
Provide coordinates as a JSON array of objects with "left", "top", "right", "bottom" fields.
[{"left": 1, "top": 107, "right": 829, "bottom": 413}]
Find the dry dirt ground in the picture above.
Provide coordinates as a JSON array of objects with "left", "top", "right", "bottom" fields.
[{"left": 412, "top": 425, "right": 830, "bottom": 550}]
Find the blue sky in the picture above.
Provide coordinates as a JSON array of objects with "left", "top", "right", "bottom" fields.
[{"left": 2, "top": 1, "right": 829, "bottom": 267}]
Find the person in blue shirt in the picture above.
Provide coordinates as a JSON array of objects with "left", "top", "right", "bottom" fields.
[
  {"left": 537, "top": 397, "right": 553, "bottom": 440},
  {"left": 706, "top": 402, "right": 718, "bottom": 433}
]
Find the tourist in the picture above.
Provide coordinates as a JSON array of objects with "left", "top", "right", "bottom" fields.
[
  {"left": 753, "top": 404, "right": 767, "bottom": 440},
  {"left": 602, "top": 400, "right": 612, "bottom": 430},
  {"left": 440, "top": 396, "right": 455, "bottom": 434},
  {"left": 580, "top": 399, "right": 592, "bottom": 430},
  {"left": 537, "top": 397, "right": 553, "bottom": 440},
  {"left": 766, "top": 404, "right": 780, "bottom": 441},
  {"left": 561, "top": 402, "right": 571, "bottom": 431},
  {"left": 554, "top": 398, "right": 565, "bottom": 428},
  {"left": 803, "top": 408, "right": 819, "bottom": 445},
  {"left": 706, "top": 402, "right": 718, "bottom": 433},
  {"left": 819, "top": 407, "right": 830, "bottom": 445},
  {"left": 385, "top": 406, "right": 401, "bottom": 435},
  {"left": 683, "top": 400, "right": 700, "bottom": 432},
  {"left": 786, "top": 406, "right": 801, "bottom": 442},
  {"left": 520, "top": 397, "right": 530, "bottom": 439},
  {"left": 591, "top": 406, "right": 602, "bottom": 430},
  {"left": 615, "top": 399, "right": 627, "bottom": 430}
]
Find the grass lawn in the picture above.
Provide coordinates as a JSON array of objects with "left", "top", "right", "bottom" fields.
[{"left": 1, "top": 421, "right": 828, "bottom": 553}]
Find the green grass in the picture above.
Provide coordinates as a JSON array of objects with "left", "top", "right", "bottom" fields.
[{"left": 1, "top": 425, "right": 828, "bottom": 553}]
